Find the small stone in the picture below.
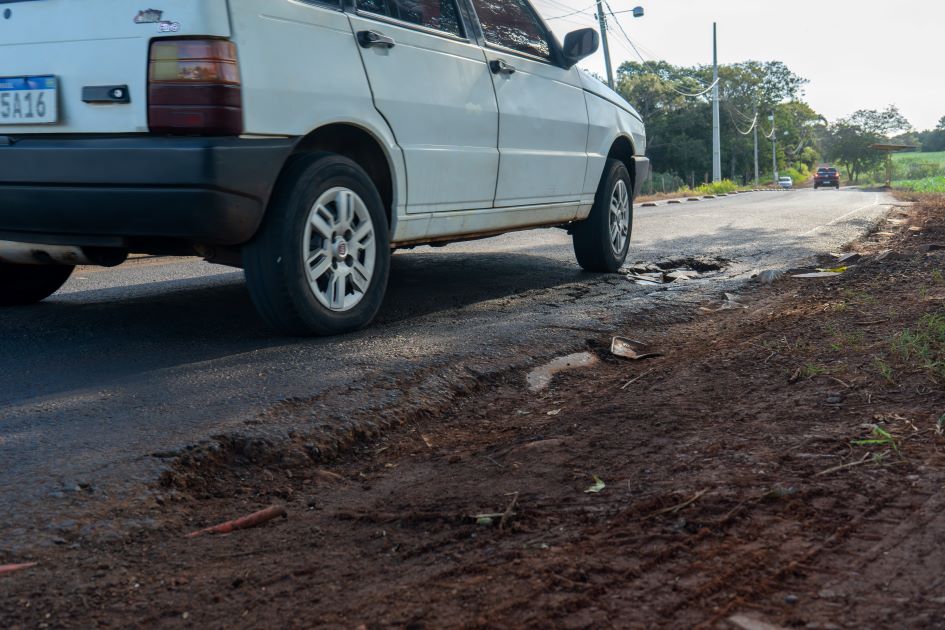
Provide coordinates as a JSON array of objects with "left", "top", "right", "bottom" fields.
[
  {"left": 874, "top": 250, "right": 903, "bottom": 262},
  {"left": 757, "top": 269, "right": 785, "bottom": 285},
  {"left": 784, "top": 594, "right": 799, "bottom": 605},
  {"left": 826, "top": 393, "right": 843, "bottom": 404},
  {"left": 835, "top": 252, "right": 862, "bottom": 264},
  {"left": 920, "top": 243, "right": 945, "bottom": 253}
]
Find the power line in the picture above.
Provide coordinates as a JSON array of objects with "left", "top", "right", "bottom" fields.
[
  {"left": 544, "top": 1, "right": 597, "bottom": 20},
  {"left": 730, "top": 111, "right": 758, "bottom": 136},
  {"left": 601, "top": 3, "right": 718, "bottom": 98}
]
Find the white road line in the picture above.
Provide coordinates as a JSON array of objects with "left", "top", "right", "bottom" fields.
[{"left": 800, "top": 194, "right": 881, "bottom": 236}]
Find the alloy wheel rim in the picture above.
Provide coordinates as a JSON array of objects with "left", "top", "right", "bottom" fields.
[
  {"left": 302, "top": 187, "right": 376, "bottom": 312},
  {"left": 609, "top": 179, "right": 630, "bottom": 255}
]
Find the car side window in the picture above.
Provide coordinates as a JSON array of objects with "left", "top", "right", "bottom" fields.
[
  {"left": 470, "top": 0, "right": 552, "bottom": 60},
  {"left": 357, "top": 0, "right": 464, "bottom": 37}
]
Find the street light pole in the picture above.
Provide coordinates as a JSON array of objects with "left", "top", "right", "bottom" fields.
[
  {"left": 596, "top": 4, "right": 644, "bottom": 91},
  {"left": 596, "top": 0, "right": 615, "bottom": 90},
  {"left": 711, "top": 23, "right": 721, "bottom": 182}
]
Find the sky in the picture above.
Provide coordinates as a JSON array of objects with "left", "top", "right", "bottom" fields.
[{"left": 533, "top": 0, "right": 945, "bottom": 131}]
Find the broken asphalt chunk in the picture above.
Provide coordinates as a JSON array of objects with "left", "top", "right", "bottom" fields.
[
  {"left": 611, "top": 337, "right": 662, "bottom": 360},
  {"left": 757, "top": 269, "right": 785, "bottom": 285},
  {"left": 834, "top": 252, "right": 862, "bottom": 264}
]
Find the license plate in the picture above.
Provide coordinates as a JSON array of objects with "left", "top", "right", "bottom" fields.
[{"left": 0, "top": 76, "right": 58, "bottom": 124}]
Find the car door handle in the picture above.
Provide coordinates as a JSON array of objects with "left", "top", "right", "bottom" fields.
[
  {"left": 490, "top": 59, "right": 516, "bottom": 75},
  {"left": 357, "top": 30, "right": 395, "bottom": 49}
]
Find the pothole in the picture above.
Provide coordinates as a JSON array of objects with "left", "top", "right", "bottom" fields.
[{"left": 626, "top": 257, "right": 730, "bottom": 285}]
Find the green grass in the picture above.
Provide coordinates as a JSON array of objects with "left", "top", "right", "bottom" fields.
[
  {"left": 892, "top": 151, "right": 945, "bottom": 187},
  {"left": 693, "top": 180, "right": 740, "bottom": 195},
  {"left": 894, "top": 176, "right": 945, "bottom": 193},
  {"left": 796, "top": 363, "right": 827, "bottom": 379},
  {"left": 892, "top": 311, "right": 945, "bottom": 379},
  {"left": 874, "top": 357, "right": 895, "bottom": 383},
  {"left": 893, "top": 151, "right": 945, "bottom": 167},
  {"left": 852, "top": 425, "right": 901, "bottom": 457}
]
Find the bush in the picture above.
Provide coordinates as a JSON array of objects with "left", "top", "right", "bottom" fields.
[
  {"left": 782, "top": 165, "right": 810, "bottom": 185},
  {"left": 895, "top": 177, "right": 945, "bottom": 193},
  {"left": 694, "top": 179, "right": 739, "bottom": 195},
  {"left": 896, "top": 161, "right": 942, "bottom": 180}
]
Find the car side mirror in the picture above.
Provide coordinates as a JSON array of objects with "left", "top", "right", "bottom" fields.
[{"left": 561, "top": 28, "right": 599, "bottom": 68}]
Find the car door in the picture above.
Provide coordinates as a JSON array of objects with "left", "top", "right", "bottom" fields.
[
  {"left": 348, "top": 0, "right": 499, "bottom": 214},
  {"left": 468, "top": 0, "right": 590, "bottom": 208}
]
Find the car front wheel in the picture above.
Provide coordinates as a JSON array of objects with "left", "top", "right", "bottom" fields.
[
  {"left": 0, "top": 262, "right": 74, "bottom": 306},
  {"left": 243, "top": 153, "right": 391, "bottom": 336},
  {"left": 572, "top": 158, "right": 633, "bottom": 273}
]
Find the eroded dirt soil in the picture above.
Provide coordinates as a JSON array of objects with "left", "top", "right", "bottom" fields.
[{"left": 3, "top": 197, "right": 945, "bottom": 629}]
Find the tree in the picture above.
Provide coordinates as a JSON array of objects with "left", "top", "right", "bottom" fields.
[
  {"left": 823, "top": 106, "right": 914, "bottom": 182},
  {"left": 918, "top": 116, "right": 945, "bottom": 152},
  {"left": 614, "top": 59, "right": 817, "bottom": 183}
]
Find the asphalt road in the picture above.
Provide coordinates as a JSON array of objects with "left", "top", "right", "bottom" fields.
[{"left": 0, "top": 188, "right": 893, "bottom": 546}]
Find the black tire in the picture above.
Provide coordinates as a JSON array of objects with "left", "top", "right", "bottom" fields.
[
  {"left": 572, "top": 159, "right": 633, "bottom": 273},
  {"left": 243, "top": 153, "right": 391, "bottom": 336},
  {"left": 0, "top": 262, "right": 73, "bottom": 306}
]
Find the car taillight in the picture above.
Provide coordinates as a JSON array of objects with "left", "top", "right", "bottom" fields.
[{"left": 148, "top": 38, "right": 243, "bottom": 136}]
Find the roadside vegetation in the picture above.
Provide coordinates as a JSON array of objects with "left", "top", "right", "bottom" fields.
[
  {"left": 616, "top": 57, "right": 945, "bottom": 190},
  {"left": 638, "top": 178, "right": 750, "bottom": 201},
  {"left": 894, "top": 176, "right": 945, "bottom": 194}
]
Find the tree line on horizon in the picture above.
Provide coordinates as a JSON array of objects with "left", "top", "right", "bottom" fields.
[{"left": 616, "top": 60, "right": 941, "bottom": 186}]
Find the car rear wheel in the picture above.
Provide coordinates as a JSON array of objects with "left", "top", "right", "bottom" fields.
[
  {"left": 0, "top": 262, "right": 74, "bottom": 306},
  {"left": 243, "top": 153, "right": 391, "bottom": 336},
  {"left": 573, "top": 158, "right": 633, "bottom": 273}
]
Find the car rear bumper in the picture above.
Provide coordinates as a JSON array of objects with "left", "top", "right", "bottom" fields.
[
  {"left": 633, "top": 157, "right": 650, "bottom": 199},
  {"left": 0, "top": 135, "right": 296, "bottom": 246}
]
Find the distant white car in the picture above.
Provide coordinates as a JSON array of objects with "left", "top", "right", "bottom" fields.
[
  {"left": 0, "top": 0, "right": 649, "bottom": 336},
  {"left": 778, "top": 176, "right": 794, "bottom": 189}
]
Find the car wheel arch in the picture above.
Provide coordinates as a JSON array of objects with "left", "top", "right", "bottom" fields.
[
  {"left": 286, "top": 123, "right": 398, "bottom": 233},
  {"left": 607, "top": 135, "right": 637, "bottom": 192}
]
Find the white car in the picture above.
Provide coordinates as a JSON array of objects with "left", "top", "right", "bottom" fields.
[
  {"left": 778, "top": 176, "right": 794, "bottom": 189},
  {"left": 0, "top": 0, "right": 648, "bottom": 335}
]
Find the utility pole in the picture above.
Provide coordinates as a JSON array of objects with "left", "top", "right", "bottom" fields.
[
  {"left": 596, "top": 0, "right": 615, "bottom": 90},
  {"left": 753, "top": 107, "right": 760, "bottom": 186},
  {"left": 771, "top": 112, "right": 778, "bottom": 185},
  {"left": 711, "top": 22, "right": 721, "bottom": 182}
]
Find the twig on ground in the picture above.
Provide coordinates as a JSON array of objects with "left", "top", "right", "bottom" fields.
[
  {"left": 621, "top": 368, "right": 656, "bottom": 390},
  {"left": 484, "top": 455, "right": 506, "bottom": 469},
  {"left": 0, "top": 563, "right": 37, "bottom": 576},
  {"left": 814, "top": 452, "right": 879, "bottom": 477},
  {"left": 499, "top": 492, "right": 519, "bottom": 530},
  {"left": 826, "top": 376, "right": 852, "bottom": 389},
  {"left": 186, "top": 505, "right": 287, "bottom": 538},
  {"left": 856, "top": 319, "right": 888, "bottom": 326},
  {"left": 643, "top": 489, "right": 709, "bottom": 520}
]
